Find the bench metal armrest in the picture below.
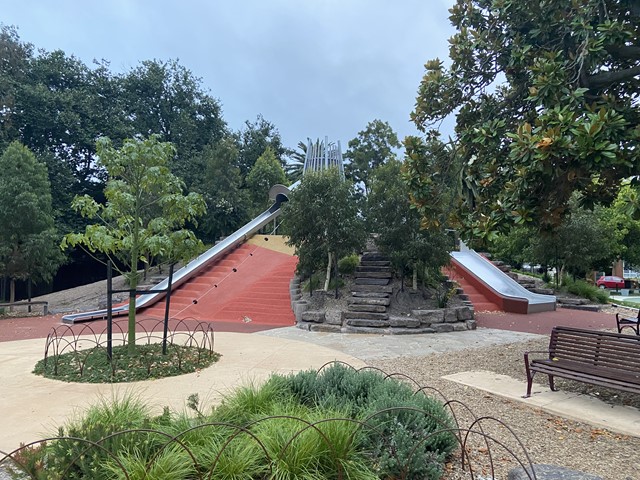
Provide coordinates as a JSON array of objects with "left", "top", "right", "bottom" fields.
[{"left": 523, "top": 350, "right": 550, "bottom": 363}]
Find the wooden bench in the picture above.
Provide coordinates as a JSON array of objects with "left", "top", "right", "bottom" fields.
[
  {"left": 524, "top": 326, "right": 640, "bottom": 397},
  {"left": 616, "top": 308, "right": 640, "bottom": 335},
  {"left": 0, "top": 300, "right": 48, "bottom": 315}
]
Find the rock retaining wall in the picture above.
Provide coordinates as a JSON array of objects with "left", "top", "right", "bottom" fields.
[{"left": 289, "top": 277, "right": 476, "bottom": 335}]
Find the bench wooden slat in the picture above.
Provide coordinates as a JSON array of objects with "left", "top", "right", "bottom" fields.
[{"left": 524, "top": 326, "right": 640, "bottom": 397}]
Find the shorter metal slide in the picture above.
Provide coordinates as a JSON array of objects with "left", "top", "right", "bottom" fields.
[
  {"left": 62, "top": 182, "right": 298, "bottom": 324},
  {"left": 450, "top": 246, "right": 556, "bottom": 314}
]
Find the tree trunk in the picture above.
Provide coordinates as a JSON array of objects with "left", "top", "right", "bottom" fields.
[
  {"left": 412, "top": 263, "right": 418, "bottom": 291},
  {"left": 334, "top": 254, "right": 339, "bottom": 299},
  {"left": 324, "top": 252, "right": 333, "bottom": 291}
]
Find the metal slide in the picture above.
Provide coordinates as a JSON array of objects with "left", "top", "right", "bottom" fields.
[
  {"left": 62, "top": 182, "right": 298, "bottom": 324},
  {"left": 450, "top": 246, "right": 556, "bottom": 314}
]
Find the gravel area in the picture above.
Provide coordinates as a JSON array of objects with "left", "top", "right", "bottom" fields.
[{"left": 370, "top": 337, "right": 640, "bottom": 479}]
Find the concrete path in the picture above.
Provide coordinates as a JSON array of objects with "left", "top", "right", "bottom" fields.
[{"left": 0, "top": 332, "right": 365, "bottom": 453}]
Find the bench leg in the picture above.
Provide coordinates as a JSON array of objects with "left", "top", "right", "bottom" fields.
[
  {"left": 548, "top": 375, "right": 557, "bottom": 392},
  {"left": 525, "top": 373, "right": 534, "bottom": 398}
]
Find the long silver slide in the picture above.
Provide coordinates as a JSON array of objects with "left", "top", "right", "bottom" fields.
[{"left": 62, "top": 182, "right": 298, "bottom": 324}]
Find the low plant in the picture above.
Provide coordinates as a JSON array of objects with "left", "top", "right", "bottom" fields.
[
  {"left": 11, "top": 366, "right": 457, "bottom": 479},
  {"left": 338, "top": 254, "right": 360, "bottom": 275},
  {"left": 272, "top": 363, "right": 458, "bottom": 479},
  {"left": 563, "top": 277, "right": 610, "bottom": 304},
  {"left": 33, "top": 342, "right": 220, "bottom": 383}
]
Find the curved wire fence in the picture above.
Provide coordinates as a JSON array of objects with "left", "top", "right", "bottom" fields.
[
  {"left": 1, "top": 361, "right": 538, "bottom": 479},
  {"left": 41, "top": 318, "right": 216, "bottom": 378}
]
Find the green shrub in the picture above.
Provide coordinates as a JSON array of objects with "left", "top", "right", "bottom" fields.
[
  {"left": 338, "top": 254, "right": 360, "bottom": 275},
  {"left": 564, "top": 278, "right": 610, "bottom": 304},
  {"left": 19, "top": 366, "right": 455, "bottom": 479},
  {"left": 273, "top": 364, "right": 457, "bottom": 480}
]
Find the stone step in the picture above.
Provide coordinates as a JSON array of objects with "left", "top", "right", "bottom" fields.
[
  {"left": 360, "top": 253, "right": 387, "bottom": 262},
  {"left": 349, "top": 297, "right": 391, "bottom": 306},
  {"left": 530, "top": 287, "right": 554, "bottom": 295},
  {"left": 354, "top": 271, "right": 393, "bottom": 279},
  {"left": 343, "top": 311, "right": 389, "bottom": 320},
  {"left": 345, "top": 318, "right": 390, "bottom": 328},
  {"left": 356, "top": 265, "right": 392, "bottom": 273},
  {"left": 351, "top": 291, "right": 390, "bottom": 298},
  {"left": 347, "top": 304, "right": 387, "bottom": 313},
  {"left": 355, "top": 278, "right": 391, "bottom": 286},
  {"left": 351, "top": 284, "right": 393, "bottom": 293},
  {"left": 360, "top": 260, "right": 391, "bottom": 267}
]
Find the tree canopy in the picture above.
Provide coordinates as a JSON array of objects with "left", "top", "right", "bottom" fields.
[
  {"left": 0, "top": 142, "right": 62, "bottom": 301},
  {"left": 282, "top": 169, "right": 366, "bottom": 292},
  {"left": 63, "top": 136, "right": 206, "bottom": 351},
  {"left": 344, "top": 119, "right": 401, "bottom": 196},
  {"left": 368, "top": 159, "right": 450, "bottom": 289},
  {"left": 408, "top": 0, "right": 640, "bottom": 237}
]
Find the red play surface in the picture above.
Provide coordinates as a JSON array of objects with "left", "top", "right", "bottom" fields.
[
  {"left": 0, "top": 243, "right": 298, "bottom": 343},
  {"left": 0, "top": 240, "right": 620, "bottom": 342}
]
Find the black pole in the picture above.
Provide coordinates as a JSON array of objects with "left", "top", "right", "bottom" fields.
[
  {"left": 27, "top": 278, "right": 32, "bottom": 313},
  {"left": 107, "top": 261, "right": 113, "bottom": 360},
  {"left": 162, "top": 263, "right": 175, "bottom": 355}
]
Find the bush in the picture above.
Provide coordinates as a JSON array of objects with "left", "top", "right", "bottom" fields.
[
  {"left": 338, "top": 254, "right": 360, "bottom": 275},
  {"left": 564, "top": 277, "right": 610, "bottom": 304},
  {"left": 272, "top": 363, "right": 457, "bottom": 480},
  {"left": 15, "top": 366, "right": 456, "bottom": 479}
]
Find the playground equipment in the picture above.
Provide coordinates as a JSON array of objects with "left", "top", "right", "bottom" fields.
[{"left": 63, "top": 137, "right": 344, "bottom": 324}]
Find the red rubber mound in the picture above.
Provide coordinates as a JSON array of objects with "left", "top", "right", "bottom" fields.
[
  {"left": 139, "top": 243, "right": 298, "bottom": 329},
  {"left": 449, "top": 265, "right": 502, "bottom": 313}
]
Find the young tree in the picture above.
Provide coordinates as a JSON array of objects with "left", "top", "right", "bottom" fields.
[
  {"left": 0, "top": 142, "right": 62, "bottom": 302},
  {"left": 344, "top": 119, "right": 401, "bottom": 196},
  {"left": 282, "top": 169, "right": 366, "bottom": 295},
  {"left": 62, "top": 136, "right": 206, "bottom": 353},
  {"left": 410, "top": 0, "right": 640, "bottom": 235},
  {"left": 245, "top": 146, "right": 288, "bottom": 215},
  {"left": 368, "top": 159, "right": 450, "bottom": 290}
]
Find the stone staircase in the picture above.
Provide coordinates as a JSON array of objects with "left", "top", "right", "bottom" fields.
[{"left": 344, "top": 252, "right": 393, "bottom": 332}]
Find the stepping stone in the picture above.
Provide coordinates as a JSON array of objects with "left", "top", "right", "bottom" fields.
[
  {"left": 345, "top": 318, "right": 390, "bottom": 328},
  {"left": 360, "top": 260, "right": 391, "bottom": 267},
  {"left": 508, "top": 464, "right": 604, "bottom": 480},
  {"left": 343, "top": 311, "right": 389, "bottom": 320},
  {"left": 349, "top": 297, "right": 391, "bottom": 306},
  {"left": 351, "top": 284, "right": 393, "bottom": 293},
  {"left": 355, "top": 271, "right": 393, "bottom": 279},
  {"left": 356, "top": 265, "right": 392, "bottom": 272},
  {"left": 355, "top": 278, "right": 390, "bottom": 286},
  {"left": 351, "top": 291, "right": 390, "bottom": 298},
  {"left": 347, "top": 304, "right": 387, "bottom": 313}
]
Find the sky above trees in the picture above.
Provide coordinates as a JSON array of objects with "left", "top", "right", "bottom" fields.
[{"left": 1, "top": 0, "right": 455, "bottom": 148}]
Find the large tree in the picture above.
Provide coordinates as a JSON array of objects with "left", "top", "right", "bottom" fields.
[
  {"left": 193, "top": 137, "right": 250, "bottom": 243},
  {"left": 0, "top": 142, "right": 62, "bottom": 302},
  {"left": 235, "top": 114, "right": 288, "bottom": 178},
  {"left": 62, "top": 136, "right": 206, "bottom": 353},
  {"left": 121, "top": 59, "right": 227, "bottom": 188},
  {"left": 344, "top": 119, "right": 401, "bottom": 196},
  {"left": 409, "top": 0, "right": 640, "bottom": 237}
]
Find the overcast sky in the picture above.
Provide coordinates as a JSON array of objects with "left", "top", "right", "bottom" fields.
[{"left": 2, "top": 1, "right": 456, "bottom": 151}]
